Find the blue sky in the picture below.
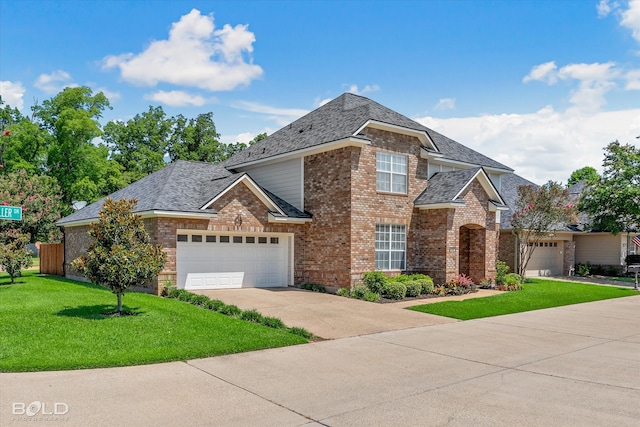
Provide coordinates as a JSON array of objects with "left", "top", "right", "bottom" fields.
[{"left": 1, "top": 0, "right": 639, "bottom": 183}]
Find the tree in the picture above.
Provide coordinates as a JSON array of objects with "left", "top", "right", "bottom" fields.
[
  {"left": 580, "top": 141, "right": 640, "bottom": 234},
  {"left": 71, "top": 198, "right": 166, "bottom": 314},
  {"left": 567, "top": 166, "right": 600, "bottom": 186},
  {"left": 168, "top": 112, "right": 224, "bottom": 162},
  {"left": 511, "top": 181, "right": 577, "bottom": 277},
  {"left": 33, "top": 87, "right": 120, "bottom": 204},
  {"left": 0, "top": 231, "right": 32, "bottom": 283},
  {"left": 0, "top": 170, "right": 64, "bottom": 243},
  {"left": 0, "top": 98, "right": 49, "bottom": 174},
  {"left": 104, "top": 106, "right": 172, "bottom": 183}
]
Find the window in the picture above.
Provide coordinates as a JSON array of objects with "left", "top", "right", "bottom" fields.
[
  {"left": 191, "top": 235, "right": 202, "bottom": 242},
  {"left": 233, "top": 236, "right": 243, "bottom": 243},
  {"left": 375, "top": 224, "right": 406, "bottom": 270},
  {"left": 220, "top": 236, "right": 230, "bottom": 243},
  {"left": 206, "top": 235, "right": 216, "bottom": 243},
  {"left": 177, "top": 234, "right": 188, "bottom": 242},
  {"left": 246, "top": 236, "right": 255, "bottom": 243},
  {"left": 376, "top": 152, "right": 407, "bottom": 193},
  {"left": 270, "top": 237, "right": 279, "bottom": 244},
  {"left": 258, "top": 237, "right": 267, "bottom": 244}
]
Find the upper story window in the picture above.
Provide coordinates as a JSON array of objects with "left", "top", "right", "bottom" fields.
[{"left": 376, "top": 152, "right": 407, "bottom": 194}]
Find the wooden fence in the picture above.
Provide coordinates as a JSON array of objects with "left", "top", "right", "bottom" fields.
[{"left": 39, "top": 243, "right": 64, "bottom": 276}]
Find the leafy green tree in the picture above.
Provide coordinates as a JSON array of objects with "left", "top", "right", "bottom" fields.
[
  {"left": 511, "top": 181, "right": 576, "bottom": 277},
  {"left": 33, "top": 86, "right": 120, "bottom": 204},
  {"left": 0, "top": 231, "right": 32, "bottom": 283},
  {"left": 0, "top": 170, "right": 64, "bottom": 243},
  {"left": 72, "top": 198, "right": 166, "bottom": 314},
  {"left": 567, "top": 166, "right": 600, "bottom": 186},
  {"left": 168, "top": 112, "right": 225, "bottom": 162},
  {"left": 104, "top": 106, "right": 172, "bottom": 183},
  {"left": 0, "top": 98, "right": 48, "bottom": 174},
  {"left": 580, "top": 141, "right": 640, "bottom": 234}
]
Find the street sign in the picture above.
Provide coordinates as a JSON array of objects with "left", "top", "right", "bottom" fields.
[{"left": 0, "top": 206, "right": 22, "bottom": 220}]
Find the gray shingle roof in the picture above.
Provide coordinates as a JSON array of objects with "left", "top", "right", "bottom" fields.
[
  {"left": 414, "top": 168, "right": 482, "bottom": 206},
  {"left": 57, "top": 160, "right": 310, "bottom": 225},
  {"left": 224, "top": 93, "right": 513, "bottom": 172},
  {"left": 499, "top": 173, "right": 539, "bottom": 230}
]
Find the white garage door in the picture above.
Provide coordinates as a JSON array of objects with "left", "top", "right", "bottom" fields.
[
  {"left": 176, "top": 232, "right": 291, "bottom": 290},
  {"left": 526, "top": 241, "right": 563, "bottom": 277}
]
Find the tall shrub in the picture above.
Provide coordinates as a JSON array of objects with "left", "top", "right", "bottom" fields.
[{"left": 72, "top": 198, "right": 166, "bottom": 314}]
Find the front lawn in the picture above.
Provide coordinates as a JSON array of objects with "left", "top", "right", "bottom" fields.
[
  {"left": 409, "top": 278, "right": 637, "bottom": 320},
  {"left": 0, "top": 272, "right": 307, "bottom": 372}
]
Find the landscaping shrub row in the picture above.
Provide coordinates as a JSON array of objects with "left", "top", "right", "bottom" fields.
[
  {"left": 337, "top": 271, "right": 479, "bottom": 303},
  {"left": 164, "top": 287, "right": 313, "bottom": 339}
]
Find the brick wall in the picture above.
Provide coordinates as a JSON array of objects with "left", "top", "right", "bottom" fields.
[
  {"left": 303, "top": 147, "right": 353, "bottom": 288},
  {"left": 498, "top": 232, "right": 517, "bottom": 273}
]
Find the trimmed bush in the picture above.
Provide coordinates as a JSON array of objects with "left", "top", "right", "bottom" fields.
[
  {"left": 408, "top": 274, "right": 430, "bottom": 281},
  {"left": 417, "top": 278, "right": 434, "bottom": 295},
  {"left": 384, "top": 282, "right": 407, "bottom": 300},
  {"left": 505, "top": 273, "right": 522, "bottom": 285},
  {"left": 219, "top": 304, "right": 242, "bottom": 317},
  {"left": 288, "top": 327, "right": 313, "bottom": 339},
  {"left": 388, "top": 274, "right": 411, "bottom": 283},
  {"left": 351, "top": 285, "right": 368, "bottom": 300},
  {"left": 206, "top": 299, "right": 225, "bottom": 311},
  {"left": 363, "top": 291, "right": 381, "bottom": 302},
  {"left": 336, "top": 288, "right": 350, "bottom": 297},
  {"left": 496, "top": 260, "right": 510, "bottom": 285},
  {"left": 261, "top": 316, "right": 286, "bottom": 329},
  {"left": 299, "top": 282, "right": 327, "bottom": 293},
  {"left": 189, "top": 294, "right": 210, "bottom": 306},
  {"left": 405, "top": 281, "right": 422, "bottom": 297},
  {"left": 362, "top": 271, "right": 387, "bottom": 294},
  {"left": 240, "top": 309, "right": 264, "bottom": 323}
]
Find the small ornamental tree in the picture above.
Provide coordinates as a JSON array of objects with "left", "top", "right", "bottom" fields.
[
  {"left": 0, "top": 170, "right": 65, "bottom": 243},
  {"left": 0, "top": 231, "right": 32, "bottom": 283},
  {"left": 511, "top": 181, "right": 577, "bottom": 277},
  {"left": 72, "top": 198, "right": 166, "bottom": 314}
]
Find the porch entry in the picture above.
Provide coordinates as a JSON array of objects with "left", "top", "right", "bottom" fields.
[{"left": 459, "top": 224, "right": 486, "bottom": 283}]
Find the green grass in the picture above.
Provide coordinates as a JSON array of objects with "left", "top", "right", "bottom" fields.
[
  {"left": 0, "top": 271, "right": 307, "bottom": 372},
  {"left": 408, "top": 278, "right": 638, "bottom": 320}
]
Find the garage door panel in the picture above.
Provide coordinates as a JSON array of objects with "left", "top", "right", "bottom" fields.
[
  {"left": 177, "top": 233, "right": 289, "bottom": 290},
  {"left": 526, "top": 242, "right": 563, "bottom": 277}
]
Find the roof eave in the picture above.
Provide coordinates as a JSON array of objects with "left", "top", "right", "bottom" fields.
[
  {"left": 355, "top": 120, "right": 437, "bottom": 150},
  {"left": 228, "top": 136, "right": 370, "bottom": 169},
  {"left": 57, "top": 209, "right": 219, "bottom": 228},
  {"left": 415, "top": 202, "right": 466, "bottom": 210},
  {"left": 267, "top": 213, "right": 312, "bottom": 224}
]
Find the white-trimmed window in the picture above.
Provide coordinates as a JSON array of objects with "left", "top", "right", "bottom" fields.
[
  {"left": 375, "top": 224, "right": 406, "bottom": 270},
  {"left": 376, "top": 152, "right": 407, "bottom": 193}
]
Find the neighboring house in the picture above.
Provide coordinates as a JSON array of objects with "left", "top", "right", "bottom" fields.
[
  {"left": 498, "top": 177, "right": 635, "bottom": 277},
  {"left": 498, "top": 174, "right": 576, "bottom": 277},
  {"left": 58, "top": 93, "right": 512, "bottom": 294}
]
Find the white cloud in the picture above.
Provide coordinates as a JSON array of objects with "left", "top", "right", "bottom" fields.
[
  {"left": 597, "top": 0, "right": 618, "bottom": 17},
  {"left": 625, "top": 69, "right": 640, "bottom": 89},
  {"left": 34, "top": 70, "right": 77, "bottom": 94},
  {"left": 524, "top": 61, "right": 619, "bottom": 112},
  {"left": 434, "top": 98, "right": 456, "bottom": 111},
  {"left": 346, "top": 84, "right": 380, "bottom": 95},
  {"left": 415, "top": 107, "right": 640, "bottom": 184},
  {"left": 232, "top": 100, "right": 309, "bottom": 125},
  {"left": 316, "top": 97, "right": 333, "bottom": 107},
  {"left": 621, "top": 0, "right": 640, "bottom": 42},
  {"left": 523, "top": 61, "right": 558, "bottom": 84},
  {"left": 0, "top": 81, "right": 26, "bottom": 110},
  {"left": 144, "top": 90, "right": 209, "bottom": 107},
  {"left": 102, "top": 9, "right": 263, "bottom": 91}
]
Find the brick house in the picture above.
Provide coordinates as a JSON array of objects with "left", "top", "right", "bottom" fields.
[{"left": 58, "top": 93, "right": 513, "bottom": 294}]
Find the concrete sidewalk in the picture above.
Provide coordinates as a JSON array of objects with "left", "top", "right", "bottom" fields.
[
  {"left": 193, "top": 287, "right": 502, "bottom": 339},
  {"left": 2, "top": 295, "right": 639, "bottom": 426}
]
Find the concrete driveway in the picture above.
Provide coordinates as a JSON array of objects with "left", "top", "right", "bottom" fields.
[
  {"left": 193, "top": 287, "right": 501, "bottom": 339},
  {"left": 2, "top": 294, "right": 639, "bottom": 426}
]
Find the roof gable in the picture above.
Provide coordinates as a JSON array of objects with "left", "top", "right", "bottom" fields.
[
  {"left": 57, "top": 160, "right": 310, "bottom": 226},
  {"left": 415, "top": 168, "right": 506, "bottom": 209},
  {"left": 224, "top": 93, "right": 512, "bottom": 172}
]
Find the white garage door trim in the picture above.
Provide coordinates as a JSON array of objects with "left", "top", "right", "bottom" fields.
[
  {"left": 525, "top": 241, "right": 563, "bottom": 277},
  {"left": 176, "top": 231, "right": 293, "bottom": 290}
]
